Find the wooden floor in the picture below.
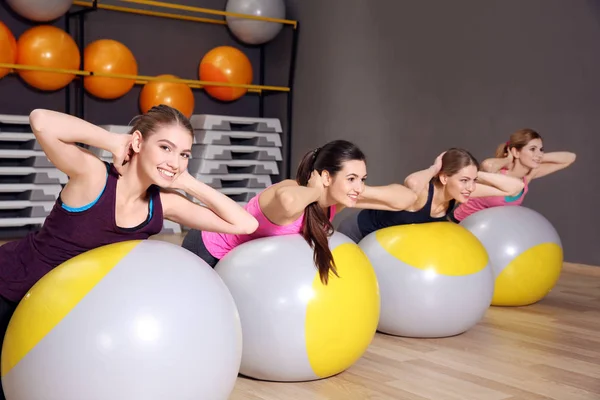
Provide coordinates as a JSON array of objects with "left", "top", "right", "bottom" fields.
[{"left": 3, "top": 234, "right": 600, "bottom": 399}]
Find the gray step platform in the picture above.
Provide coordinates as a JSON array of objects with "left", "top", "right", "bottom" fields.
[
  {"left": 0, "top": 217, "right": 45, "bottom": 228},
  {"left": 0, "top": 200, "right": 54, "bottom": 211},
  {"left": 98, "top": 125, "right": 131, "bottom": 134},
  {"left": 0, "top": 150, "right": 53, "bottom": 168},
  {"left": 187, "top": 159, "right": 278, "bottom": 175},
  {"left": 192, "top": 144, "right": 282, "bottom": 161},
  {"left": 193, "top": 173, "right": 272, "bottom": 189},
  {"left": 193, "top": 130, "right": 281, "bottom": 147},
  {"left": 0, "top": 114, "right": 30, "bottom": 125},
  {"left": 0, "top": 167, "right": 67, "bottom": 184},
  {"left": 190, "top": 114, "right": 282, "bottom": 133},
  {"left": 0, "top": 184, "right": 61, "bottom": 201},
  {"left": 0, "top": 204, "right": 51, "bottom": 218},
  {"left": 0, "top": 138, "right": 42, "bottom": 151}
]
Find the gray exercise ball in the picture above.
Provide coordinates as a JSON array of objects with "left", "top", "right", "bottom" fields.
[
  {"left": 226, "top": 0, "right": 286, "bottom": 45},
  {"left": 6, "top": 0, "right": 72, "bottom": 21}
]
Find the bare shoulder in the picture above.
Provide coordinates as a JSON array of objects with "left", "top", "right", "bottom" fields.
[
  {"left": 260, "top": 179, "right": 298, "bottom": 200},
  {"left": 59, "top": 158, "right": 110, "bottom": 208}
]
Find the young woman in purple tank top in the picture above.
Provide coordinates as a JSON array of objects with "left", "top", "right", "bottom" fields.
[
  {"left": 182, "top": 140, "right": 418, "bottom": 284},
  {"left": 337, "top": 148, "right": 527, "bottom": 242},
  {"left": 0, "top": 105, "right": 258, "bottom": 399},
  {"left": 452, "top": 128, "right": 577, "bottom": 222}
]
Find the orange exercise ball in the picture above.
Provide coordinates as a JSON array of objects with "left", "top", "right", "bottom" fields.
[
  {"left": 139, "top": 74, "right": 195, "bottom": 118},
  {"left": 0, "top": 21, "right": 17, "bottom": 79},
  {"left": 84, "top": 39, "right": 137, "bottom": 100},
  {"left": 16, "top": 25, "right": 80, "bottom": 91},
  {"left": 199, "top": 46, "right": 252, "bottom": 102}
]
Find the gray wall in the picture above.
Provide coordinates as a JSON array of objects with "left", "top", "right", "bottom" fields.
[{"left": 277, "top": 0, "right": 599, "bottom": 266}]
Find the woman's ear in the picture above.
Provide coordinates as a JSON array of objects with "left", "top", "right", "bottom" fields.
[
  {"left": 438, "top": 173, "right": 448, "bottom": 185},
  {"left": 130, "top": 130, "right": 144, "bottom": 154},
  {"left": 321, "top": 170, "right": 332, "bottom": 187}
]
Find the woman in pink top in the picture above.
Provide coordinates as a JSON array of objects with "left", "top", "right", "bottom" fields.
[
  {"left": 452, "top": 128, "right": 576, "bottom": 222},
  {"left": 182, "top": 139, "right": 418, "bottom": 284}
]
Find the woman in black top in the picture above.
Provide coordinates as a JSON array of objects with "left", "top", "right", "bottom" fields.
[{"left": 337, "top": 148, "right": 525, "bottom": 243}]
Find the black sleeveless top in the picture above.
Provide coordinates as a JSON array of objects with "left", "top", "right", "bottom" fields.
[{"left": 357, "top": 181, "right": 456, "bottom": 237}]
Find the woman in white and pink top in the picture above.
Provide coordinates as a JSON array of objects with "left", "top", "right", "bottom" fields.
[{"left": 452, "top": 128, "right": 576, "bottom": 222}]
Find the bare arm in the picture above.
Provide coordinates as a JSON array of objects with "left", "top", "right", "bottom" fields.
[
  {"left": 529, "top": 152, "right": 576, "bottom": 180},
  {"left": 404, "top": 151, "right": 444, "bottom": 194},
  {"left": 471, "top": 171, "right": 525, "bottom": 198},
  {"left": 480, "top": 156, "right": 513, "bottom": 173},
  {"left": 353, "top": 183, "right": 417, "bottom": 211},
  {"left": 29, "top": 109, "right": 126, "bottom": 179},
  {"left": 29, "top": 109, "right": 130, "bottom": 207},
  {"left": 164, "top": 172, "right": 259, "bottom": 234}
]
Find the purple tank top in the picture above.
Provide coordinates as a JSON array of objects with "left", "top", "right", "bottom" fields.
[{"left": 0, "top": 162, "right": 164, "bottom": 302}]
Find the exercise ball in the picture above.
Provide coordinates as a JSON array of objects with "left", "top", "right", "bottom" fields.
[
  {"left": 460, "top": 206, "right": 563, "bottom": 307},
  {"left": 0, "top": 22, "right": 17, "bottom": 79},
  {"left": 84, "top": 39, "right": 138, "bottom": 100},
  {"left": 199, "top": 46, "right": 253, "bottom": 102},
  {"left": 359, "top": 222, "right": 494, "bottom": 338},
  {"left": 5, "top": 0, "right": 72, "bottom": 22},
  {"left": 16, "top": 25, "right": 80, "bottom": 91},
  {"left": 1, "top": 240, "right": 242, "bottom": 400},
  {"left": 215, "top": 232, "right": 380, "bottom": 382},
  {"left": 140, "top": 74, "right": 195, "bottom": 118},
  {"left": 226, "top": 0, "right": 285, "bottom": 45}
]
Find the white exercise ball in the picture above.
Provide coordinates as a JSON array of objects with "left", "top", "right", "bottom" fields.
[
  {"left": 1, "top": 240, "right": 242, "bottom": 400},
  {"left": 5, "top": 0, "right": 72, "bottom": 22},
  {"left": 226, "top": 0, "right": 286, "bottom": 45}
]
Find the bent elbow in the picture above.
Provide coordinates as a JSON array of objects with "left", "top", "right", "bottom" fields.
[
  {"left": 243, "top": 217, "right": 259, "bottom": 235},
  {"left": 29, "top": 109, "right": 48, "bottom": 135},
  {"left": 480, "top": 160, "right": 494, "bottom": 172},
  {"left": 509, "top": 181, "right": 525, "bottom": 197}
]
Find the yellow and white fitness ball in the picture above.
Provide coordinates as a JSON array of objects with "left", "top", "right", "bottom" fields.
[
  {"left": 215, "top": 231, "right": 380, "bottom": 382},
  {"left": 359, "top": 222, "right": 494, "bottom": 338},
  {"left": 1, "top": 240, "right": 242, "bottom": 400},
  {"left": 460, "top": 206, "right": 563, "bottom": 306}
]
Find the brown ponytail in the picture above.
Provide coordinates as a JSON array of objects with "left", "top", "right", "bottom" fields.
[
  {"left": 295, "top": 140, "right": 366, "bottom": 285},
  {"left": 495, "top": 128, "right": 542, "bottom": 158}
]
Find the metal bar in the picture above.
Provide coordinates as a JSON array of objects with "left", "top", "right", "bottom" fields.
[
  {"left": 259, "top": 45, "right": 265, "bottom": 118},
  {"left": 77, "top": 11, "right": 86, "bottom": 119},
  {"left": 64, "top": 12, "right": 72, "bottom": 115},
  {"left": 115, "top": 0, "right": 298, "bottom": 27},
  {"left": 72, "top": 1, "right": 227, "bottom": 25},
  {"left": 285, "top": 23, "right": 300, "bottom": 180},
  {"left": 0, "top": 63, "right": 288, "bottom": 93}
]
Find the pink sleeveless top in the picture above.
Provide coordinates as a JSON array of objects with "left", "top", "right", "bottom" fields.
[
  {"left": 201, "top": 192, "right": 337, "bottom": 259},
  {"left": 453, "top": 169, "right": 529, "bottom": 222}
]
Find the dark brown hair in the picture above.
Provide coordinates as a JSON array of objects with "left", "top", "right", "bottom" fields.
[
  {"left": 495, "top": 128, "right": 542, "bottom": 158},
  {"left": 128, "top": 104, "right": 193, "bottom": 138},
  {"left": 434, "top": 148, "right": 480, "bottom": 183},
  {"left": 296, "top": 139, "right": 366, "bottom": 285}
]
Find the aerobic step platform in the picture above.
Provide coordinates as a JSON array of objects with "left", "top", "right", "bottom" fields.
[
  {"left": 193, "top": 130, "right": 281, "bottom": 147},
  {"left": 190, "top": 114, "right": 282, "bottom": 133},
  {"left": 0, "top": 114, "right": 66, "bottom": 231},
  {"left": 191, "top": 144, "right": 282, "bottom": 161}
]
